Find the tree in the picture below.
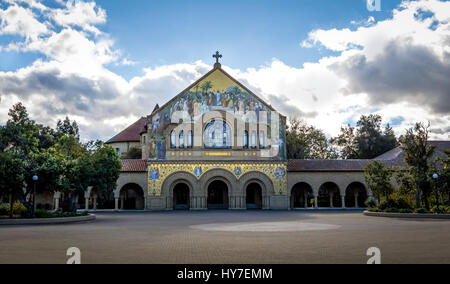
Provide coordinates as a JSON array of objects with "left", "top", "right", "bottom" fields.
[
  {"left": 0, "top": 152, "right": 25, "bottom": 218},
  {"left": 120, "top": 147, "right": 142, "bottom": 160},
  {"left": 286, "top": 118, "right": 338, "bottom": 160},
  {"left": 56, "top": 116, "right": 79, "bottom": 140},
  {"left": 399, "top": 122, "right": 435, "bottom": 209},
  {"left": 88, "top": 141, "right": 121, "bottom": 207},
  {"left": 364, "top": 161, "right": 394, "bottom": 203},
  {"left": 54, "top": 135, "right": 89, "bottom": 212},
  {"left": 333, "top": 114, "right": 398, "bottom": 159}
]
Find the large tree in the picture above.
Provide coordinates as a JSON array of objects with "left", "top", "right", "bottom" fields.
[
  {"left": 0, "top": 152, "right": 25, "bottom": 218},
  {"left": 399, "top": 122, "right": 435, "bottom": 209},
  {"left": 286, "top": 119, "right": 338, "bottom": 160},
  {"left": 364, "top": 160, "right": 394, "bottom": 203},
  {"left": 333, "top": 114, "right": 398, "bottom": 159}
]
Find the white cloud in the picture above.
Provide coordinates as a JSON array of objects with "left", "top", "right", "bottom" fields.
[
  {"left": 0, "top": 3, "right": 49, "bottom": 41},
  {"left": 0, "top": 0, "right": 449, "bottom": 143},
  {"left": 50, "top": 0, "right": 106, "bottom": 36}
]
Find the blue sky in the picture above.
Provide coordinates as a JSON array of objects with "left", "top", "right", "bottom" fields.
[
  {"left": 0, "top": 0, "right": 449, "bottom": 141},
  {"left": 1, "top": 0, "right": 402, "bottom": 79}
]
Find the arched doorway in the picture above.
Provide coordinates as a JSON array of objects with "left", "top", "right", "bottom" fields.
[
  {"left": 120, "top": 184, "right": 144, "bottom": 210},
  {"left": 173, "top": 183, "right": 190, "bottom": 210},
  {"left": 318, "top": 182, "right": 341, "bottom": 208},
  {"left": 345, "top": 182, "right": 368, "bottom": 208},
  {"left": 246, "top": 183, "right": 263, "bottom": 210},
  {"left": 291, "top": 182, "right": 314, "bottom": 209},
  {"left": 208, "top": 180, "right": 229, "bottom": 210}
]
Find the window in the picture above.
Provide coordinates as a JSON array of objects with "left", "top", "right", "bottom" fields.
[
  {"left": 170, "top": 131, "right": 176, "bottom": 149},
  {"left": 179, "top": 131, "right": 185, "bottom": 149},
  {"left": 251, "top": 131, "right": 257, "bottom": 149},
  {"left": 259, "top": 131, "right": 265, "bottom": 149},
  {"left": 243, "top": 130, "right": 249, "bottom": 149},
  {"left": 187, "top": 131, "right": 193, "bottom": 149},
  {"left": 204, "top": 120, "right": 232, "bottom": 149},
  {"left": 116, "top": 148, "right": 121, "bottom": 156}
]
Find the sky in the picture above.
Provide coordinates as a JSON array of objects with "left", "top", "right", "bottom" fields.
[{"left": 0, "top": 0, "right": 449, "bottom": 142}]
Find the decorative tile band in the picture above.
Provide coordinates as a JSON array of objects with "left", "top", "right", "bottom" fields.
[{"left": 147, "top": 162, "right": 287, "bottom": 197}]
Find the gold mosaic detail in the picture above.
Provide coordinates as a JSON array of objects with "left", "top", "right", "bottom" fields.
[{"left": 147, "top": 163, "right": 287, "bottom": 197}]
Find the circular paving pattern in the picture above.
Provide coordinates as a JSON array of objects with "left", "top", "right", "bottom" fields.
[{"left": 190, "top": 221, "right": 341, "bottom": 232}]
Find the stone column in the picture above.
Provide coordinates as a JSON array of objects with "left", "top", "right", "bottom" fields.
[
  {"left": 93, "top": 195, "right": 97, "bottom": 211},
  {"left": 54, "top": 192, "right": 61, "bottom": 211},
  {"left": 115, "top": 198, "right": 119, "bottom": 211},
  {"left": 329, "top": 193, "right": 334, "bottom": 208},
  {"left": 341, "top": 195, "right": 346, "bottom": 209},
  {"left": 355, "top": 193, "right": 359, "bottom": 208},
  {"left": 314, "top": 196, "right": 318, "bottom": 209},
  {"left": 304, "top": 192, "right": 308, "bottom": 208}
]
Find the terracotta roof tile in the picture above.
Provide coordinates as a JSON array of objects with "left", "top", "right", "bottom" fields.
[
  {"left": 120, "top": 160, "right": 147, "bottom": 172},
  {"left": 106, "top": 118, "right": 146, "bottom": 144},
  {"left": 288, "top": 160, "right": 370, "bottom": 172}
]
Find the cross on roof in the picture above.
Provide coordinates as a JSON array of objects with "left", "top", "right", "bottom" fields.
[{"left": 213, "top": 51, "right": 222, "bottom": 64}]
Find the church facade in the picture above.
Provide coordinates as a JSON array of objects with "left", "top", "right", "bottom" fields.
[
  {"left": 101, "top": 53, "right": 449, "bottom": 212},
  {"left": 103, "top": 54, "right": 380, "bottom": 211}
]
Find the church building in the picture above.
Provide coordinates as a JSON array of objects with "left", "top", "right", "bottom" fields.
[{"left": 100, "top": 53, "right": 449, "bottom": 212}]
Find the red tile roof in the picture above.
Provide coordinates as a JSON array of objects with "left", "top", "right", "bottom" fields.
[
  {"left": 288, "top": 160, "right": 370, "bottom": 172},
  {"left": 120, "top": 160, "right": 147, "bottom": 172},
  {"left": 106, "top": 117, "right": 146, "bottom": 144}
]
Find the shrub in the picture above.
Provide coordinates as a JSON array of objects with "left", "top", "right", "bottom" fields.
[
  {"left": 415, "top": 208, "right": 430, "bottom": 214},
  {"left": 367, "top": 207, "right": 380, "bottom": 212},
  {"left": 384, "top": 208, "right": 400, "bottom": 213},
  {"left": 366, "top": 197, "right": 377, "bottom": 208},
  {"left": 0, "top": 205, "right": 8, "bottom": 216},
  {"left": 13, "top": 202, "right": 27, "bottom": 217},
  {"left": 35, "top": 209, "right": 54, "bottom": 219},
  {"left": 399, "top": 208, "right": 414, "bottom": 214},
  {"left": 0, "top": 203, "right": 27, "bottom": 217},
  {"left": 379, "top": 196, "right": 413, "bottom": 211},
  {"left": 431, "top": 206, "right": 450, "bottom": 214}
]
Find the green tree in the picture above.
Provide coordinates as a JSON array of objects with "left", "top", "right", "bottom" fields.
[
  {"left": 333, "top": 114, "right": 398, "bottom": 159},
  {"left": 364, "top": 161, "right": 394, "bottom": 203},
  {"left": 286, "top": 118, "right": 338, "bottom": 160},
  {"left": 120, "top": 147, "right": 142, "bottom": 160},
  {"left": 88, "top": 141, "right": 121, "bottom": 207},
  {"left": 399, "top": 122, "right": 435, "bottom": 209},
  {"left": 56, "top": 116, "right": 80, "bottom": 140},
  {"left": 0, "top": 152, "right": 25, "bottom": 218}
]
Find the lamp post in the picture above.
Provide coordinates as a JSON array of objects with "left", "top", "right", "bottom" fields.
[
  {"left": 32, "top": 175, "right": 38, "bottom": 218},
  {"left": 433, "top": 173, "right": 439, "bottom": 211}
]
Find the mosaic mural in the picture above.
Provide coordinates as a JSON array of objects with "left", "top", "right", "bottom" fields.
[
  {"left": 147, "top": 163, "right": 288, "bottom": 197},
  {"left": 148, "top": 69, "right": 287, "bottom": 160}
]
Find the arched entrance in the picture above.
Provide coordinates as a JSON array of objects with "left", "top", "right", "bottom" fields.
[
  {"left": 207, "top": 180, "right": 229, "bottom": 210},
  {"left": 173, "top": 183, "right": 190, "bottom": 210},
  {"left": 291, "top": 182, "right": 314, "bottom": 209},
  {"left": 345, "top": 182, "right": 368, "bottom": 208},
  {"left": 318, "top": 182, "right": 341, "bottom": 208},
  {"left": 246, "top": 183, "right": 263, "bottom": 210},
  {"left": 120, "top": 183, "right": 144, "bottom": 210}
]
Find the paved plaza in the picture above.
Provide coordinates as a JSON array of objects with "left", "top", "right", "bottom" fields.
[{"left": 1, "top": 211, "right": 449, "bottom": 264}]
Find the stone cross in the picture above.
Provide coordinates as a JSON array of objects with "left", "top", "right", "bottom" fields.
[{"left": 213, "top": 51, "right": 222, "bottom": 64}]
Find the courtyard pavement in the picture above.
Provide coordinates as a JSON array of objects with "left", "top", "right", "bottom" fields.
[{"left": 0, "top": 211, "right": 449, "bottom": 264}]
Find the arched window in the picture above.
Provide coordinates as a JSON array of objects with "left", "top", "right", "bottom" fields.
[
  {"left": 243, "top": 130, "right": 249, "bottom": 149},
  {"left": 179, "top": 131, "right": 185, "bottom": 149},
  {"left": 204, "top": 120, "right": 232, "bottom": 149},
  {"left": 259, "top": 131, "right": 265, "bottom": 149},
  {"left": 187, "top": 131, "right": 193, "bottom": 149},
  {"left": 170, "top": 130, "right": 176, "bottom": 149},
  {"left": 251, "top": 131, "right": 257, "bottom": 149}
]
